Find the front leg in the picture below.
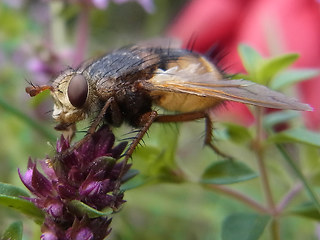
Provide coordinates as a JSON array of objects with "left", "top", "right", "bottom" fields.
[
  {"left": 88, "top": 97, "right": 122, "bottom": 133},
  {"left": 58, "top": 98, "right": 117, "bottom": 158},
  {"left": 123, "top": 111, "right": 158, "bottom": 161},
  {"left": 52, "top": 98, "right": 117, "bottom": 142}
]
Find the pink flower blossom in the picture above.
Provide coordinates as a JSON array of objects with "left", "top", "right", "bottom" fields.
[{"left": 169, "top": 0, "right": 320, "bottom": 129}]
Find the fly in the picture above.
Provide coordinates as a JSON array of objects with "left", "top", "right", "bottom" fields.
[{"left": 26, "top": 43, "right": 312, "bottom": 160}]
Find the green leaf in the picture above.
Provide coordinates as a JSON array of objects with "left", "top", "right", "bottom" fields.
[
  {"left": 257, "top": 53, "right": 299, "bottom": 85},
  {"left": 290, "top": 202, "right": 320, "bottom": 220},
  {"left": 0, "top": 182, "right": 29, "bottom": 197},
  {"left": 0, "top": 182, "right": 43, "bottom": 223},
  {"left": 224, "top": 123, "right": 252, "bottom": 143},
  {"left": 121, "top": 174, "right": 150, "bottom": 191},
  {"left": 132, "top": 123, "right": 179, "bottom": 178},
  {"left": 270, "top": 69, "right": 320, "bottom": 90},
  {"left": 121, "top": 169, "right": 140, "bottom": 183},
  {"left": 222, "top": 213, "right": 270, "bottom": 240},
  {"left": 263, "top": 111, "right": 300, "bottom": 129},
  {"left": 68, "top": 200, "right": 113, "bottom": 218},
  {"left": 0, "top": 195, "right": 44, "bottom": 224},
  {"left": 229, "top": 73, "right": 251, "bottom": 81},
  {"left": 201, "top": 160, "right": 258, "bottom": 184},
  {"left": 238, "top": 44, "right": 262, "bottom": 77},
  {"left": 1, "top": 221, "right": 23, "bottom": 240},
  {"left": 269, "top": 128, "right": 320, "bottom": 147}
]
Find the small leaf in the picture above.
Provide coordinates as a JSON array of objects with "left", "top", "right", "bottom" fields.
[
  {"left": 269, "top": 128, "right": 320, "bottom": 147},
  {"left": 132, "top": 124, "right": 179, "bottom": 177},
  {"left": 201, "top": 160, "right": 258, "bottom": 184},
  {"left": 68, "top": 200, "right": 113, "bottom": 218},
  {"left": 238, "top": 44, "right": 262, "bottom": 77},
  {"left": 263, "top": 111, "right": 300, "bottom": 128},
  {"left": 222, "top": 213, "right": 270, "bottom": 240},
  {"left": 270, "top": 69, "right": 320, "bottom": 90},
  {"left": 0, "top": 182, "right": 29, "bottom": 197},
  {"left": 257, "top": 53, "right": 299, "bottom": 85},
  {"left": 224, "top": 123, "right": 252, "bottom": 143},
  {"left": 229, "top": 73, "right": 251, "bottom": 81},
  {"left": 120, "top": 174, "right": 150, "bottom": 191},
  {"left": 1, "top": 221, "right": 23, "bottom": 240},
  {"left": 310, "top": 171, "right": 320, "bottom": 187},
  {"left": 121, "top": 169, "right": 140, "bottom": 183},
  {"left": 290, "top": 202, "right": 320, "bottom": 220},
  {"left": 0, "top": 195, "right": 44, "bottom": 224}
]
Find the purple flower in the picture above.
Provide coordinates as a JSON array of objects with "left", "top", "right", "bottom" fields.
[
  {"left": 91, "top": 0, "right": 109, "bottom": 8},
  {"left": 69, "top": 0, "right": 155, "bottom": 12},
  {"left": 25, "top": 47, "right": 72, "bottom": 85},
  {"left": 2, "top": 0, "right": 23, "bottom": 8},
  {"left": 19, "top": 126, "right": 130, "bottom": 240},
  {"left": 112, "top": 0, "right": 155, "bottom": 13}
]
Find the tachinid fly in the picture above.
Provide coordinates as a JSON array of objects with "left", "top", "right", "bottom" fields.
[{"left": 26, "top": 42, "right": 312, "bottom": 159}]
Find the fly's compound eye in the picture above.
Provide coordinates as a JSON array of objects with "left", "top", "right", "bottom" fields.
[{"left": 67, "top": 74, "right": 88, "bottom": 108}]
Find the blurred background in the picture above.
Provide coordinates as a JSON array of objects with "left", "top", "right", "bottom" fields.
[{"left": 0, "top": 0, "right": 319, "bottom": 239}]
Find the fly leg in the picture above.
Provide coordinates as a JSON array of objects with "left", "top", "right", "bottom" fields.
[
  {"left": 155, "top": 111, "right": 206, "bottom": 122},
  {"left": 56, "top": 97, "right": 116, "bottom": 158},
  {"left": 122, "top": 111, "right": 204, "bottom": 163},
  {"left": 54, "top": 96, "right": 116, "bottom": 142},
  {"left": 88, "top": 97, "right": 116, "bottom": 134},
  {"left": 204, "top": 114, "right": 232, "bottom": 159},
  {"left": 54, "top": 122, "right": 77, "bottom": 141},
  {"left": 116, "top": 111, "right": 158, "bottom": 181},
  {"left": 122, "top": 111, "right": 158, "bottom": 162},
  {"left": 155, "top": 111, "right": 232, "bottom": 159}
]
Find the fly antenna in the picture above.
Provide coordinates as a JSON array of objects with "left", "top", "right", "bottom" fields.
[{"left": 25, "top": 85, "right": 53, "bottom": 97}]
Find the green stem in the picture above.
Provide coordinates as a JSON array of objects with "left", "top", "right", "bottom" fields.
[
  {"left": 205, "top": 184, "right": 269, "bottom": 214},
  {"left": 277, "top": 183, "right": 303, "bottom": 212},
  {"left": 256, "top": 108, "right": 276, "bottom": 211},
  {"left": 276, "top": 144, "right": 320, "bottom": 213},
  {"left": 271, "top": 219, "right": 280, "bottom": 240},
  {"left": 255, "top": 107, "right": 280, "bottom": 240},
  {"left": 0, "top": 97, "right": 56, "bottom": 142}
]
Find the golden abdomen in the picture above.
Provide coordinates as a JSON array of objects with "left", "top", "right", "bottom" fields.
[{"left": 153, "top": 91, "right": 222, "bottom": 112}]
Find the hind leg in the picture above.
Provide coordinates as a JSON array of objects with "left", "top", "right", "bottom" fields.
[
  {"left": 204, "top": 114, "right": 232, "bottom": 159},
  {"left": 155, "top": 111, "right": 231, "bottom": 159}
]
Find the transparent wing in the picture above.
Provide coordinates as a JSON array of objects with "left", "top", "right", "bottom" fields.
[{"left": 146, "top": 68, "right": 312, "bottom": 111}]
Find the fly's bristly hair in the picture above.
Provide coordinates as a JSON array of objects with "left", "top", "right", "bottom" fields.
[
  {"left": 25, "top": 78, "right": 35, "bottom": 87},
  {"left": 205, "top": 44, "right": 224, "bottom": 62},
  {"left": 44, "top": 109, "right": 54, "bottom": 116},
  {"left": 138, "top": 137, "right": 146, "bottom": 148},
  {"left": 185, "top": 33, "right": 199, "bottom": 53},
  {"left": 121, "top": 129, "right": 144, "bottom": 137},
  {"left": 164, "top": 121, "right": 181, "bottom": 135}
]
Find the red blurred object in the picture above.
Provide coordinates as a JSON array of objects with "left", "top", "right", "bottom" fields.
[{"left": 169, "top": 0, "right": 320, "bottom": 130}]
